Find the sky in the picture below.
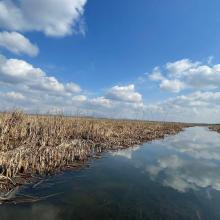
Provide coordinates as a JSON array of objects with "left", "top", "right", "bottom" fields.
[{"left": 0, "top": 0, "right": 220, "bottom": 123}]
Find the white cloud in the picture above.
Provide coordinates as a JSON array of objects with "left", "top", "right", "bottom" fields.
[
  {"left": 160, "top": 79, "right": 185, "bottom": 93},
  {"left": 90, "top": 96, "right": 112, "bottom": 108},
  {"left": 164, "top": 91, "right": 220, "bottom": 109},
  {"left": 72, "top": 95, "right": 87, "bottom": 102},
  {"left": 66, "top": 82, "right": 81, "bottom": 93},
  {"left": 0, "top": 54, "right": 81, "bottom": 95},
  {"left": 0, "top": 0, "right": 87, "bottom": 37},
  {"left": 0, "top": 31, "right": 39, "bottom": 56},
  {"left": 141, "top": 91, "right": 220, "bottom": 123},
  {"left": 4, "top": 91, "right": 26, "bottom": 100},
  {"left": 149, "top": 67, "right": 165, "bottom": 81},
  {"left": 106, "top": 84, "right": 142, "bottom": 103},
  {"left": 166, "top": 59, "right": 200, "bottom": 77},
  {"left": 149, "top": 58, "right": 220, "bottom": 92}
]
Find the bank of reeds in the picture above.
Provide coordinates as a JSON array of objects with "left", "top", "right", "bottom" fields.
[
  {"left": 0, "top": 111, "right": 186, "bottom": 197},
  {"left": 209, "top": 125, "right": 220, "bottom": 133}
]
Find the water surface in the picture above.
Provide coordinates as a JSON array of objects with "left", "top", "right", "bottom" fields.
[{"left": 1, "top": 127, "right": 220, "bottom": 220}]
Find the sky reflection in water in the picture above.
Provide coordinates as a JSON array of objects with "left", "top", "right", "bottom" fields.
[{"left": 113, "top": 127, "right": 220, "bottom": 193}]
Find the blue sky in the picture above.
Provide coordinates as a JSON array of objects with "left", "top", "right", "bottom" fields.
[{"left": 0, "top": 0, "right": 220, "bottom": 122}]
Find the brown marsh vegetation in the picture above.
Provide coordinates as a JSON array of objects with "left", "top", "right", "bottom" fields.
[
  {"left": 209, "top": 125, "right": 220, "bottom": 133},
  {"left": 0, "top": 111, "right": 186, "bottom": 200}
]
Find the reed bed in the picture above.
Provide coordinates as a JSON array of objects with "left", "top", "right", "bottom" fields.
[
  {"left": 0, "top": 111, "right": 186, "bottom": 198},
  {"left": 209, "top": 125, "right": 220, "bottom": 133}
]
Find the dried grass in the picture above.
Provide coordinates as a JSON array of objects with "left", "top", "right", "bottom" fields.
[
  {"left": 209, "top": 125, "right": 220, "bottom": 133},
  {"left": 0, "top": 111, "right": 186, "bottom": 194}
]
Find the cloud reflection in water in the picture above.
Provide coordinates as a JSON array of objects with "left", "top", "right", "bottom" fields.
[{"left": 111, "top": 127, "right": 220, "bottom": 193}]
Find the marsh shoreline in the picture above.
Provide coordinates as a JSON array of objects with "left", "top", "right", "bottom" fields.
[
  {"left": 0, "top": 112, "right": 187, "bottom": 203},
  {"left": 209, "top": 125, "right": 220, "bottom": 133}
]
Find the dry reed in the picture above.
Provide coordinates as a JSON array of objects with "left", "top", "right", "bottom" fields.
[
  {"left": 209, "top": 125, "right": 220, "bottom": 133},
  {"left": 0, "top": 111, "right": 186, "bottom": 196}
]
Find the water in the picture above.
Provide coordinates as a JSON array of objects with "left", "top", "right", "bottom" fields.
[{"left": 1, "top": 127, "right": 220, "bottom": 220}]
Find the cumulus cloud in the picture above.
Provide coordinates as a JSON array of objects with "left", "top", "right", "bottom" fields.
[
  {"left": 159, "top": 79, "right": 185, "bottom": 93},
  {"left": 149, "top": 67, "right": 164, "bottom": 81},
  {"left": 0, "top": 54, "right": 81, "bottom": 96},
  {"left": 66, "top": 82, "right": 82, "bottom": 93},
  {"left": 0, "top": 31, "right": 39, "bottom": 56},
  {"left": 140, "top": 91, "right": 220, "bottom": 123},
  {"left": 166, "top": 59, "right": 200, "bottom": 77},
  {"left": 72, "top": 95, "right": 87, "bottom": 102},
  {"left": 82, "top": 84, "right": 143, "bottom": 117},
  {"left": 149, "top": 58, "right": 220, "bottom": 92},
  {"left": 0, "top": 0, "right": 87, "bottom": 37},
  {"left": 90, "top": 96, "right": 112, "bottom": 108},
  {"left": 3, "top": 91, "right": 26, "bottom": 101},
  {"left": 106, "top": 84, "right": 142, "bottom": 103}
]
